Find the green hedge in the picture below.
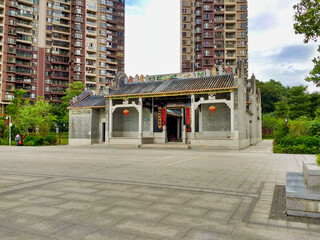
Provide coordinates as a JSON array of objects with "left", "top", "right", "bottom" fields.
[
  {"left": 23, "top": 135, "right": 57, "bottom": 146},
  {"left": 273, "top": 136, "right": 320, "bottom": 154}
]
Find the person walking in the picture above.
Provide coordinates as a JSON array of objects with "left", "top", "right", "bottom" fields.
[{"left": 15, "top": 134, "right": 21, "bottom": 146}]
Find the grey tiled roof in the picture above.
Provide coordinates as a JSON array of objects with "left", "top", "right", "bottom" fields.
[
  {"left": 108, "top": 75, "right": 235, "bottom": 97},
  {"left": 70, "top": 95, "right": 105, "bottom": 108}
]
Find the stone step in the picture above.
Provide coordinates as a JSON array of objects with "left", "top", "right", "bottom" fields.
[
  {"left": 303, "top": 159, "right": 320, "bottom": 190},
  {"left": 286, "top": 172, "right": 320, "bottom": 218},
  {"left": 140, "top": 143, "right": 191, "bottom": 150}
]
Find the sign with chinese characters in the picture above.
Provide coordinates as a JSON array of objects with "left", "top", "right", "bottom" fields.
[{"left": 158, "top": 107, "right": 162, "bottom": 129}]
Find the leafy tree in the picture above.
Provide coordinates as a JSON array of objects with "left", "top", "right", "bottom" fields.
[
  {"left": 5, "top": 90, "right": 26, "bottom": 119},
  {"left": 262, "top": 113, "right": 278, "bottom": 128},
  {"left": 274, "top": 101, "right": 288, "bottom": 118},
  {"left": 18, "top": 99, "right": 56, "bottom": 136},
  {"left": 293, "top": 0, "right": 320, "bottom": 85},
  {"left": 52, "top": 82, "right": 85, "bottom": 130},
  {"left": 287, "top": 86, "right": 311, "bottom": 119},
  {"left": 256, "top": 79, "right": 287, "bottom": 113},
  {"left": 309, "top": 92, "right": 320, "bottom": 118}
]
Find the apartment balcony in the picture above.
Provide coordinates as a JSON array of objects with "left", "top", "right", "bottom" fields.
[
  {"left": 17, "top": 11, "right": 33, "bottom": 20},
  {"left": 16, "top": 52, "right": 32, "bottom": 59},
  {"left": 226, "top": 7, "right": 236, "bottom": 13},
  {"left": 16, "top": 61, "right": 31, "bottom": 67},
  {"left": 225, "top": 33, "right": 236, "bottom": 40},
  {"left": 17, "top": 20, "right": 32, "bottom": 28},
  {"left": 18, "top": 0, "right": 33, "bottom": 6},
  {"left": 214, "top": 7, "right": 224, "bottom": 12},
  {"left": 86, "top": 29, "right": 97, "bottom": 36},
  {"left": 16, "top": 35, "right": 32, "bottom": 44},
  {"left": 86, "top": 54, "right": 96, "bottom": 60},
  {"left": 16, "top": 28, "right": 32, "bottom": 35},
  {"left": 53, "top": 20, "right": 70, "bottom": 27},
  {"left": 225, "top": 15, "right": 235, "bottom": 21}
]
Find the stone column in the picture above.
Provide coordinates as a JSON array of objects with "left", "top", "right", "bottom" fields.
[
  {"left": 138, "top": 98, "right": 143, "bottom": 138},
  {"left": 230, "top": 91, "right": 235, "bottom": 133},
  {"left": 150, "top": 98, "right": 154, "bottom": 137},
  {"left": 108, "top": 98, "right": 113, "bottom": 139},
  {"left": 191, "top": 94, "right": 196, "bottom": 138}
]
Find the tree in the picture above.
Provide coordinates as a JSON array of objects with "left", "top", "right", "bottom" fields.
[
  {"left": 274, "top": 101, "right": 288, "bottom": 118},
  {"left": 5, "top": 90, "right": 26, "bottom": 119},
  {"left": 18, "top": 99, "right": 56, "bottom": 136},
  {"left": 52, "top": 82, "right": 85, "bottom": 129},
  {"left": 293, "top": 0, "right": 320, "bottom": 85},
  {"left": 287, "top": 86, "right": 311, "bottom": 119},
  {"left": 256, "top": 79, "right": 287, "bottom": 113}
]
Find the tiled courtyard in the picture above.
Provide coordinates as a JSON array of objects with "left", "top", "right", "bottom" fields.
[{"left": 0, "top": 141, "right": 319, "bottom": 239}]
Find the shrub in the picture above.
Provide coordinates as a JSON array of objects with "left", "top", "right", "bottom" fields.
[
  {"left": 317, "top": 155, "right": 320, "bottom": 166},
  {"left": 289, "top": 118, "right": 310, "bottom": 138},
  {"left": 23, "top": 135, "right": 37, "bottom": 146},
  {"left": 309, "top": 120, "right": 320, "bottom": 136},
  {"left": 44, "top": 135, "right": 57, "bottom": 145}
]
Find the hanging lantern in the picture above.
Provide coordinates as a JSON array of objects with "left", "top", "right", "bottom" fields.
[
  {"left": 209, "top": 106, "right": 216, "bottom": 114},
  {"left": 123, "top": 109, "right": 130, "bottom": 117}
]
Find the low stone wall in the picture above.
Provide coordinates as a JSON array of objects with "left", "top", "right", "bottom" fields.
[{"left": 286, "top": 157, "right": 320, "bottom": 218}]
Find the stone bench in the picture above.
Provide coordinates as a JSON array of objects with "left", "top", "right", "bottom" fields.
[{"left": 286, "top": 157, "right": 320, "bottom": 219}]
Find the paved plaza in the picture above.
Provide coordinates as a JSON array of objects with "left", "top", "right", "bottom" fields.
[{"left": 0, "top": 140, "right": 319, "bottom": 239}]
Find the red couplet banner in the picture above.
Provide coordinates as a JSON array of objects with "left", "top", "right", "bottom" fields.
[
  {"left": 162, "top": 108, "right": 166, "bottom": 126},
  {"left": 186, "top": 107, "right": 190, "bottom": 125}
]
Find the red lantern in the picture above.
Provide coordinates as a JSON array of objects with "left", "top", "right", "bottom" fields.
[
  {"left": 123, "top": 109, "right": 130, "bottom": 117},
  {"left": 209, "top": 106, "right": 216, "bottom": 114}
]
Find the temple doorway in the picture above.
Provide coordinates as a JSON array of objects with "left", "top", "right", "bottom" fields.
[{"left": 167, "top": 109, "right": 182, "bottom": 142}]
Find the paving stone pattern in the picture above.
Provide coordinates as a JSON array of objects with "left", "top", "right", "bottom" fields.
[
  {"left": 270, "top": 185, "right": 320, "bottom": 225},
  {"left": 0, "top": 141, "right": 319, "bottom": 239}
]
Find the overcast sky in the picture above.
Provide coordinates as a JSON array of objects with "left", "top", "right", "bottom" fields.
[{"left": 125, "top": 0, "right": 319, "bottom": 91}]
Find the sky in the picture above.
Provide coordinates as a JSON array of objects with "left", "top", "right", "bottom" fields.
[{"left": 125, "top": 0, "right": 319, "bottom": 92}]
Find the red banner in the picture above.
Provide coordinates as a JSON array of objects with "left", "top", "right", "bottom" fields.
[
  {"left": 162, "top": 108, "right": 166, "bottom": 126},
  {"left": 186, "top": 107, "right": 190, "bottom": 125}
]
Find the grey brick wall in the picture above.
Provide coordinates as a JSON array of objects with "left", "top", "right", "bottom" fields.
[
  {"left": 202, "top": 103, "right": 231, "bottom": 131},
  {"left": 69, "top": 112, "right": 92, "bottom": 139},
  {"left": 113, "top": 107, "right": 138, "bottom": 132}
]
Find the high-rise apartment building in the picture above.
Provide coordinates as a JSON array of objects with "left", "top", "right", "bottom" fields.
[
  {"left": 0, "top": 0, "right": 124, "bottom": 113},
  {"left": 181, "top": 0, "right": 248, "bottom": 77}
]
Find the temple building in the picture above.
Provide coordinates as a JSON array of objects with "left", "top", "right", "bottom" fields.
[{"left": 68, "top": 60, "right": 262, "bottom": 150}]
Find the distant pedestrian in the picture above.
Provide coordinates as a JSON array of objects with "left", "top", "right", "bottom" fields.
[{"left": 15, "top": 134, "right": 21, "bottom": 146}]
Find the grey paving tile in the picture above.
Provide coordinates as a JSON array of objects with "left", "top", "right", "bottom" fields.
[
  {"left": 0, "top": 201, "right": 21, "bottom": 210},
  {"left": 96, "top": 190, "right": 140, "bottom": 198},
  {"left": 58, "top": 186, "right": 99, "bottom": 194},
  {"left": 101, "top": 197, "right": 154, "bottom": 209},
  {"left": 57, "top": 193, "right": 103, "bottom": 202},
  {"left": 84, "top": 230, "right": 137, "bottom": 240},
  {"left": 106, "top": 206, "right": 168, "bottom": 221},
  {"left": 160, "top": 214, "right": 234, "bottom": 233},
  {"left": 136, "top": 193, "right": 189, "bottom": 205},
  {"left": 12, "top": 206, "right": 63, "bottom": 217},
  {"left": 0, "top": 231, "right": 47, "bottom": 240},
  {"left": 113, "top": 219, "right": 189, "bottom": 239},
  {"left": 148, "top": 202, "right": 208, "bottom": 217},
  {"left": 182, "top": 229, "right": 232, "bottom": 240},
  {"left": 23, "top": 189, "right": 64, "bottom": 197},
  {"left": 50, "top": 225, "right": 99, "bottom": 240},
  {"left": 23, "top": 219, "right": 72, "bottom": 237},
  {"left": 56, "top": 201, "right": 92, "bottom": 210}
]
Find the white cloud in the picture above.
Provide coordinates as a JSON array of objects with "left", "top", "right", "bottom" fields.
[
  {"left": 125, "top": 0, "right": 319, "bottom": 91},
  {"left": 125, "top": 0, "right": 180, "bottom": 77},
  {"left": 248, "top": 0, "right": 319, "bottom": 91}
]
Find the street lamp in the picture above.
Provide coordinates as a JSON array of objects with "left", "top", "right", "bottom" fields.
[
  {"left": 285, "top": 116, "right": 288, "bottom": 135},
  {"left": 5, "top": 116, "right": 11, "bottom": 146}
]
